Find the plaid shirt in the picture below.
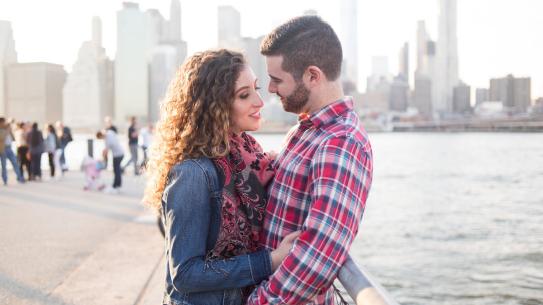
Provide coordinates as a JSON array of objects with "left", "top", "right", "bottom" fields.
[{"left": 247, "top": 97, "right": 373, "bottom": 305}]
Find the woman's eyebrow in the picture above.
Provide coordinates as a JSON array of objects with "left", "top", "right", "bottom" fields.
[{"left": 235, "top": 85, "right": 250, "bottom": 94}]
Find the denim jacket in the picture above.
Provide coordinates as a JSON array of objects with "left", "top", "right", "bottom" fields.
[{"left": 161, "top": 158, "right": 273, "bottom": 305}]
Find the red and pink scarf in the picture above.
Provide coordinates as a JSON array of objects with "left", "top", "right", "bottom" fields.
[{"left": 208, "top": 132, "right": 275, "bottom": 259}]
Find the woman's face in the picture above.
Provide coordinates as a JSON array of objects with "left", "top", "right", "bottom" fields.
[{"left": 230, "top": 66, "right": 264, "bottom": 133}]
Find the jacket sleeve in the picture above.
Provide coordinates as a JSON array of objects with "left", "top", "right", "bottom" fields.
[{"left": 163, "top": 161, "right": 273, "bottom": 294}]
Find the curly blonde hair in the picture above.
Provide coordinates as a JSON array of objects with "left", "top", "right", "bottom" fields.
[{"left": 143, "top": 49, "right": 246, "bottom": 213}]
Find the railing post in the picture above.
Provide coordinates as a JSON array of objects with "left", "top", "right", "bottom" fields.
[
  {"left": 338, "top": 256, "right": 400, "bottom": 305},
  {"left": 87, "top": 138, "right": 94, "bottom": 157}
]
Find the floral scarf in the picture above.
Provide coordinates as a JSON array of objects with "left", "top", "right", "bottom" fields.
[{"left": 208, "top": 132, "right": 275, "bottom": 260}]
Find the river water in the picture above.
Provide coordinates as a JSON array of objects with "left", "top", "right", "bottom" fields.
[
  {"left": 66, "top": 132, "right": 543, "bottom": 305},
  {"left": 254, "top": 132, "right": 543, "bottom": 305}
]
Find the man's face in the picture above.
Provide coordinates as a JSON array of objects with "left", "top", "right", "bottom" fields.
[{"left": 265, "top": 55, "right": 310, "bottom": 114}]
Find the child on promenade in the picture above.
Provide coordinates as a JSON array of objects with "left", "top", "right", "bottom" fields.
[{"left": 80, "top": 155, "right": 106, "bottom": 191}]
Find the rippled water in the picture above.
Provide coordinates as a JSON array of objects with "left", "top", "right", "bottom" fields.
[{"left": 254, "top": 133, "right": 543, "bottom": 305}]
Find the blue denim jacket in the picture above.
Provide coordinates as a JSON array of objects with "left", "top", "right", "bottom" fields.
[{"left": 161, "top": 158, "right": 273, "bottom": 305}]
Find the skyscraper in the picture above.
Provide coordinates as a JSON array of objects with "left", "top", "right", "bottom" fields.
[
  {"left": 489, "top": 74, "right": 531, "bottom": 113},
  {"left": 0, "top": 20, "right": 17, "bottom": 116},
  {"left": 389, "top": 75, "right": 409, "bottom": 112},
  {"left": 475, "top": 88, "right": 489, "bottom": 105},
  {"left": 149, "top": 46, "right": 178, "bottom": 122},
  {"left": 340, "top": 0, "right": 358, "bottom": 85},
  {"left": 115, "top": 2, "right": 148, "bottom": 123},
  {"left": 149, "top": 0, "right": 187, "bottom": 122},
  {"left": 398, "top": 42, "right": 409, "bottom": 84},
  {"left": 366, "top": 56, "right": 390, "bottom": 92},
  {"left": 63, "top": 17, "right": 114, "bottom": 129},
  {"left": 435, "top": 0, "right": 460, "bottom": 115},
  {"left": 452, "top": 82, "right": 471, "bottom": 113},
  {"left": 218, "top": 6, "right": 242, "bottom": 50},
  {"left": 242, "top": 36, "right": 271, "bottom": 103},
  {"left": 416, "top": 21, "right": 430, "bottom": 76},
  {"left": 414, "top": 21, "right": 435, "bottom": 117},
  {"left": 167, "top": 0, "right": 181, "bottom": 41}
]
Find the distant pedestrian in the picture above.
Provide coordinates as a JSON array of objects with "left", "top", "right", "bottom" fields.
[
  {"left": 0, "top": 118, "right": 24, "bottom": 184},
  {"left": 96, "top": 129, "right": 124, "bottom": 194},
  {"left": 104, "top": 116, "right": 118, "bottom": 133},
  {"left": 0, "top": 117, "right": 9, "bottom": 185},
  {"left": 14, "top": 122, "right": 31, "bottom": 180},
  {"left": 44, "top": 124, "right": 62, "bottom": 179},
  {"left": 27, "top": 122, "right": 44, "bottom": 181},
  {"left": 121, "top": 116, "right": 139, "bottom": 175},
  {"left": 139, "top": 123, "right": 153, "bottom": 170},
  {"left": 55, "top": 121, "right": 73, "bottom": 172}
]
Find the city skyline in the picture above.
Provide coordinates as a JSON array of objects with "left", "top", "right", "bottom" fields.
[{"left": 0, "top": 0, "right": 542, "bottom": 98}]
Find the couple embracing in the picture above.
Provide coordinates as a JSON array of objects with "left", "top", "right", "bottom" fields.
[{"left": 143, "top": 15, "right": 373, "bottom": 305}]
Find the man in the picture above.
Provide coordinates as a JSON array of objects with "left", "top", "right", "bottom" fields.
[
  {"left": 0, "top": 118, "right": 25, "bottom": 184},
  {"left": 247, "top": 16, "right": 373, "bottom": 304},
  {"left": 96, "top": 129, "right": 124, "bottom": 194},
  {"left": 122, "top": 116, "right": 139, "bottom": 175},
  {"left": 104, "top": 116, "right": 118, "bottom": 133}
]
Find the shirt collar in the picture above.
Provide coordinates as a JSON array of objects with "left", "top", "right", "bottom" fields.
[{"left": 297, "top": 96, "right": 354, "bottom": 129}]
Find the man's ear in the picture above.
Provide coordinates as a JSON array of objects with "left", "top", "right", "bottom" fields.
[{"left": 305, "top": 66, "right": 322, "bottom": 87}]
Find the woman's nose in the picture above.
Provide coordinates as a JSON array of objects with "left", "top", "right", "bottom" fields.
[{"left": 254, "top": 93, "right": 264, "bottom": 107}]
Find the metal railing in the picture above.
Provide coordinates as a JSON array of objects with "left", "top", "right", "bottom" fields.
[{"left": 338, "top": 256, "right": 400, "bottom": 305}]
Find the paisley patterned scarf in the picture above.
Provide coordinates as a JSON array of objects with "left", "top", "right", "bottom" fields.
[{"left": 208, "top": 132, "right": 275, "bottom": 260}]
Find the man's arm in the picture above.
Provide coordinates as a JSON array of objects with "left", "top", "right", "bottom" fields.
[{"left": 247, "top": 135, "right": 373, "bottom": 304}]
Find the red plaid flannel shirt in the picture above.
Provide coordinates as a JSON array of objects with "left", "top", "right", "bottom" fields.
[{"left": 247, "top": 97, "right": 373, "bottom": 304}]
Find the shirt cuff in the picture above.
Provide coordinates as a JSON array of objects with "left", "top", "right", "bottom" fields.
[{"left": 248, "top": 249, "right": 273, "bottom": 284}]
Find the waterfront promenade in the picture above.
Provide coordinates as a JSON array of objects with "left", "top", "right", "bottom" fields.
[{"left": 0, "top": 171, "right": 165, "bottom": 305}]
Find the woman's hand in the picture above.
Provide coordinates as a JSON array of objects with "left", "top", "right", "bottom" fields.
[
  {"left": 267, "top": 150, "right": 278, "bottom": 160},
  {"left": 270, "top": 230, "right": 301, "bottom": 271}
]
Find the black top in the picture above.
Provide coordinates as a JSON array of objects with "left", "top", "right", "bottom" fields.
[
  {"left": 128, "top": 125, "right": 138, "bottom": 145},
  {"left": 60, "top": 126, "right": 73, "bottom": 146}
]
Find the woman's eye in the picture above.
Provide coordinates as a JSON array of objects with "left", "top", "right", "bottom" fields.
[
  {"left": 255, "top": 86, "right": 261, "bottom": 91},
  {"left": 240, "top": 93, "right": 249, "bottom": 99}
]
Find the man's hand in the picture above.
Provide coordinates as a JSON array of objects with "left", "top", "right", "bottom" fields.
[{"left": 270, "top": 231, "right": 301, "bottom": 271}]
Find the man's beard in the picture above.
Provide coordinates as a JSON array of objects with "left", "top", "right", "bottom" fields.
[{"left": 280, "top": 81, "right": 310, "bottom": 114}]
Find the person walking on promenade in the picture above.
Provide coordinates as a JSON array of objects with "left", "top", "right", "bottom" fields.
[
  {"left": 138, "top": 123, "right": 153, "bottom": 170},
  {"left": 27, "top": 122, "right": 45, "bottom": 181},
  {"left": 246, "top": 16, "right": 373, "bottom": 305},
  {"left": 96, "top": 128, "right": 124, "bottom": 194},
  {"left": 14, "top": 122, "right": 31, "bottom": 180},
  {"left": 104, "top": 116, "right": 118, "bottom": 133},
  {"left": 0, "top": 118, "right": 25, "bottom": 185},
  {"left": 122, "top": 116, "right": 140, "bottom": 175},
  {"left": 143, "top": 49, "right": 300, "bottom": 305},
  {"left": 0, "top": 117, "right": 8, "bottom": 185},
  {"left": 44, "top": 124, "right": 62, "bottom": 179},
  {"left": 55, "top": 121, "right": 73, "bottom": 172}
]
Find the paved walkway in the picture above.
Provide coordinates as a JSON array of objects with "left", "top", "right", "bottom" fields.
[{"left": 0, "top": 170, "right": 165, "bottom": 305}]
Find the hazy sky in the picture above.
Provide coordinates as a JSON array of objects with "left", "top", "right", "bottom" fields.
[{"left": 1, "top": 0, "right": 542, "bottom": 98}]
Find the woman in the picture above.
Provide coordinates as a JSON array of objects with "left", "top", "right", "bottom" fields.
[
  {"left": 14, "top": 122, "right": 31, "bottom": 180},
  {"left": 143, "top": 49, "right": 298, "bottom": 305},
  {"left": 27, "top": 122, "right": 44, "bottom": 181}
]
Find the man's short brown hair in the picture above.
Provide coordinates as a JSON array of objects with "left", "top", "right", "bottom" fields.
[{"left": 260, "top": 15, "right": 342, "bottom": 81}]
